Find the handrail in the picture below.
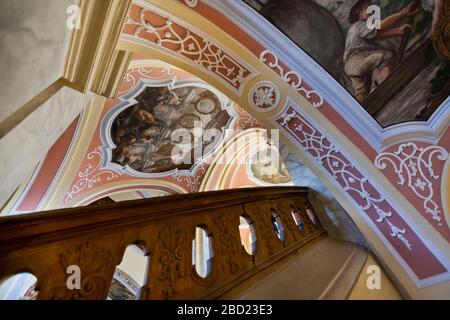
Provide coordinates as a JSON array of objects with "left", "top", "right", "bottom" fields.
[{"left": 0, "top": 187, "right": 325, "bottom": 300}]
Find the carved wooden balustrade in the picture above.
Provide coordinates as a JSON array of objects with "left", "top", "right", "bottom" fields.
[{"left": 0, "top": 187, "right": 325, "bottom": 300}]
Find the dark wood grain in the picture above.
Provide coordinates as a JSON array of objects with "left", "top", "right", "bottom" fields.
[{"left": 0, "top": 186, "right": 325, "bottom": 300}]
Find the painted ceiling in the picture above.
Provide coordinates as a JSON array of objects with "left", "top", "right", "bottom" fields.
[
  {"left": 244, "top": 0, "right": 450, "bottom": 127},
  {"left": 2, "top": 59, "right": 292, "bottom": 214},
  {"left": 0, "top": 0, "right": 449, "bottom": 298},
  {"left": 139, "top": 0, "right": 450, "bottom": 294}
]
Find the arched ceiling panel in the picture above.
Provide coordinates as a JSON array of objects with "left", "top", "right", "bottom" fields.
[
  {"left": 3, "top": 60, "right": 290, "bottom": 213},
  {"left": 115, "top": 0, "right": 450, "bottom": 298}
]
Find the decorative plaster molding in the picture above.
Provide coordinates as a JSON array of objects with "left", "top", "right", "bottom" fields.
[
  {"left": 375, "top": 143, "right": 449, "bottom": 227},
  {"left": 206, "top": 0, "right": 450, "bottom": 151},
  {"left": 64, "top": 147, "right": 122, "bottom": 204},
  {"left": 234, "top": 105, "right": 264, "bottom": 130},
  {"left": 122, "top": 2, "right": 255, "bottom": 95},
  {"left": 183, "top": 0, "right": 198, "bottom": 8},
  {"left": 259, "top": 50, "right": 323, "bottom": 108},
  {"left": 118, "top": 66, "right": 177, "bottom": 96},
  {"left": 91, "top": 50, "right": 133, "bottom": 98},
  {"left": 98, "top": 68, "right": 238, "bottom": 180},
  {"left": 248, "top": 81, "right": 281, "bottom": 112},
  {"left": 271, "top": 98, "right": 450, "bottom": 286},
  {"left": 276, "top": 107, "right": 413, "bottom": 251},
  {"left": 175, "top": 163, "right": 208, "bottom": 193},
  {"left": 64, "top": 0, "right": 133, "bottom": 98}
]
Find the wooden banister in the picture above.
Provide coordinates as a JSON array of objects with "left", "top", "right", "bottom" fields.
[{"left": 0, "top": 187, "right": 325, "bottom": 300}]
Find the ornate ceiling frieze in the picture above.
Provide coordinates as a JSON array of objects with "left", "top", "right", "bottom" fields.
[
  {"left": 271, "top": 99, "right": 449, "bottom": 285},
  {"left": 376, "top": 143, "right": 449, "bottom": 232},
  {"left": 259, "top": 50, "right": 324, "bottom": 108},
  {"left": 121, "top": 3, "right": 256, "bottom": 94}
]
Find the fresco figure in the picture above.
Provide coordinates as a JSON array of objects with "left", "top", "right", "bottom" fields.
[
  {"left": 343, "top": 0, "right": 417, "bottom": 102},
  {"left": 246, "top": 0, "right": 450, "bottom": 125}
]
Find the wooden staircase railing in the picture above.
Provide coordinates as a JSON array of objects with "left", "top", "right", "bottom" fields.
[{"left": 0, "top": 187, "right": 325, "bottom": 300}]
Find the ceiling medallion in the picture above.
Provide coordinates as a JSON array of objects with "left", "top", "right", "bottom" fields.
[{"left": 248, "top": 81, "right": 280, "bottom": 112}]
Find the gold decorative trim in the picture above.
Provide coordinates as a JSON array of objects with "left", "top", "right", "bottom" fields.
[{"left": 91, "top": 50, "right": 133, "bottom": 98}]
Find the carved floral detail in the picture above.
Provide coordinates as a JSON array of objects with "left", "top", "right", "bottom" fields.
[
  {"left": 123, "top": 5, "right": 253, "bottom": 91},
  {"left": 64, "top": 148, "right": 121, "bottom": 204},
  {"left": 375, "top": 143, "right": 448, "bottom": 226},
  {"left": 118, "top": 67, "right": 176, "bottom": 96},
  {"left": 154, "top": 222, "right": 190, "bottom": 299},
  {"left": 214, "top": 214, "right": 240, "bottom": 274},
  {"left": 277, "top": 107, "right": 413, "bottom": 250},
  {"left": 48, "top": 243, "right": 113, "bottom": 300},
  {"left": 260, "top": 50, "right": 324, "bottom": 108},
  {"left": 251, "top": 210, "right": 276, "bottom": 254}
]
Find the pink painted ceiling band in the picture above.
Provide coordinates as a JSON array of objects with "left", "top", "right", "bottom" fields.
[{"left": 274, "top": 103, "right": 447, "bottom": 280}]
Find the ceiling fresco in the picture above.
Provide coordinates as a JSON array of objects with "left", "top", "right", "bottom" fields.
[
  {"left": 1, "top": 61, "right": 293, "bottom": 214},
  {"left": 244, "top": 0, "right": 450, "bottom": 127},
  {"left": 111, "top": 85, "right": 230, "bottom": 174}
]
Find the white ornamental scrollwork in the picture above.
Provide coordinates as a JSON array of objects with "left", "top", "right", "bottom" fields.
[
  {"left": 184, "top": 0, "right": 198, "bottom": 8},
  {"left": 124, "top": 7, "right": 251, "bottom": 91},
  {"left": 279, "top": 109, "right": 413, "bottom": 250},
  {"left": 235, "top": 105, "right": 264, "bottom": 129},
  {"left": 260, "top": 50, "right": 324, "bottom": 108},
  {"left": 118, "top": 67, "right": 176, "bottom": 96},
  {"left": 64, "top": 148, "right": 122, "bottom": 204},
  {"left": 375, "top": 143, "right": 449, "bottom": 226},
  {"left": 175, "top": 164, "right": 207, "bottom": 192}
]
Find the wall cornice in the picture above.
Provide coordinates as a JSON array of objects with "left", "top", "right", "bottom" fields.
[{"left": 64, "top": 0, "right": 133, "bottom": 98}]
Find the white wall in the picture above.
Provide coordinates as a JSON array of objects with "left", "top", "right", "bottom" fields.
[{"left": 0, "top": 0, "right": 77, "bottom": 122}]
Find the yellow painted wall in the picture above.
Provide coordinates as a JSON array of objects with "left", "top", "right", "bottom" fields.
[{"left": 348, "top": 255, "right": 403, "bottom": 300}]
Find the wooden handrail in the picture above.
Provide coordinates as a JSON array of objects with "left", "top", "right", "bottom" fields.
[{"left": 0, "top": 187, "right": 325, "bottom": 300}]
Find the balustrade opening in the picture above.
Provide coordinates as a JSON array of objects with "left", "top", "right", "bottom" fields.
[
  {"left": 271, "top": 210, "right": 285, "bottom": 241},
  {"left": 107, "top": 244, "right": 149, "bottom": 300},
  {"left": 239, "top": 215, "right": 257, "bottom": 255},
  {"left": 306, "top": 207, "right": 318, "bottom": 225},
  {"left": 192, "top": 226, "right": 214, "bottom": 278},
  {"left": 0, "top": 272, "right": 38, "bottom": 300},
  {"left": 291, "top": 205, "right": 304, "bottom": 231}
]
